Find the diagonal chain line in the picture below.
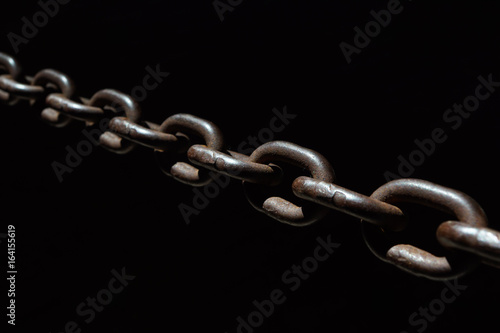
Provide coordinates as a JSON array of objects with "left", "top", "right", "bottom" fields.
[{"left": 1, "top": 51, "right": 499, "bottom": 280}]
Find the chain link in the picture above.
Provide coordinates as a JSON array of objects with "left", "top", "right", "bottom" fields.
[
  {"left": 30, "top": 69, "right": 76, "bottom": 127},
  {"left": 109, "top": 117, "right": 180, "bottom": 151},
  {"left": 0, "top": 52, "right": 22, "bottom": 105},
  {"left": 361, "top": 179, "right": 489, "bottom": 280},
  {"left": 154, "top": 113, "right": 225, "bottom": 186},
  {"left": 87, "top": 89, "right": 143, "bottom": 154},
  {"left": 243, "top": 141, "right": 336, "bottom": 226},
  {"left": 188, "top": 145, "right": 283, "bottom": 185},
  {"left": 45, "top": 94, "right": 105, "bottom": 124},
  {"left": 2, "top": 51, "right": 499, "bottom": 280}
]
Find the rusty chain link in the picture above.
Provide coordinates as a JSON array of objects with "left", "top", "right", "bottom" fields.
[
  {"left": 2, "top": 51, "right": 499, "bottom": 280},
  {"left": 30, "top": 69, "right": 76, "bottom": 127},
  {"left": 360, "top": 179, "right": 489, "bottom": 280}
]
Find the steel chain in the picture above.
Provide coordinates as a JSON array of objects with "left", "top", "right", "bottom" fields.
[{"left": 2, "top": 51, "right": 499, "bottom": 280}]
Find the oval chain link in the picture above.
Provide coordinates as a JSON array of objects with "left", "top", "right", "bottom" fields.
[
  {"left": 361, "top": 179, "right": 488, "bottom": 280},
  {"left": 242, "top": 141, "right": 336, "bottom": 226},
  {"left": 1, "top": 51, "right": 499, "bottom": 280}
]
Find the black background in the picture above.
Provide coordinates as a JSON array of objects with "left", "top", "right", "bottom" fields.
[{"left": 1, "top": 0, "right": 500, "bottom": 332}]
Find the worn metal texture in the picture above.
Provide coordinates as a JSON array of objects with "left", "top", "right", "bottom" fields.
[
  {"left": 109, "top": 117, "right": 186, "bottom": 151},
  {"left": 0, "top": 52, "right": 21, "bottom": 78},
  {"left": 46, "top": 94, "right": 105, "bottom": 124},
  {"left": 88, "top": 89, "right": 142, "bottom": 154},
  {"left": 31, "top": 69, "right": 76, "bottom": 127},
  {"left": 188, "top": 145, "right": 283, "bottom": 185},
  {"left": 0, "top": 74, "right": 44, "bottom": 100},
  {"left": 1, "top": 50, "right": 499, "bottom": 281},
  {"left": 292, "top": 176, "right": 407, "bottom": 231},
  {"left": 361, "top": 179, "right": 489, "bottom": 280},
  {"left": 243, "top": 141, "right": 336, "bottom": 226},
  {"left": 437, "top": 221, "right": 500, "bottom": 267},
  {"left": 154, "top": 113, "right": 225, "bottom": 186},
  {"left": 0, "top": 52, "right": 22, "bottom": 104}
]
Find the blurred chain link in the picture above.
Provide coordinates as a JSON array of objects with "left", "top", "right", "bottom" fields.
[{"left": 2, "top": 51, "right": 499, "bottom": 280}]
